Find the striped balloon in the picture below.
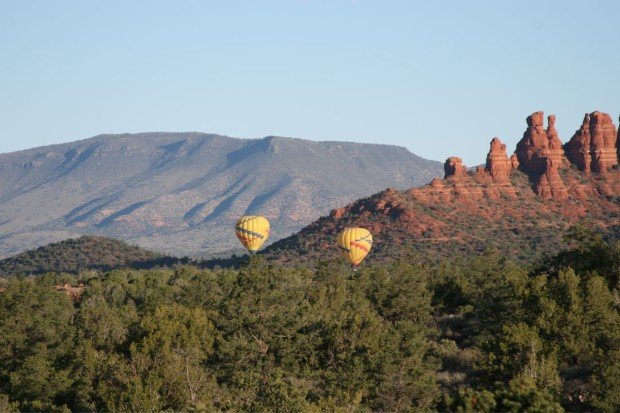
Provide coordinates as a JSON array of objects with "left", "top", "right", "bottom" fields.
[
  {"left": 337, "top": 227, "right": 373, "bottom": 268},
  {"left": 235, "top": 215, "right": 270, "bottom": 254}
]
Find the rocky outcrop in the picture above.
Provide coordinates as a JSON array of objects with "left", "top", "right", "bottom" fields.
[
  {"left": 510, "top": 154, "right": 520, "bottom": 170},
  {"left": 566, "top": 113, "right": 592, "bottom": 171},
  {"left": 588, "top": 111, "right": 617, "bottom": 172},
  {"left": 515, "top": 111, "right": 547, "bottom": 173},
  {"left": 545, "top": 115, "right": 566, "bottom": 166},
  {"left": 536, "top": 158, "right": 568, "bottom": 200},
  {"left": 264, "top": 110, "right": 620, "bottom": 266},
  {"left": 565, "top": 111, "right": 618, "bottom": 173},
  {"left": 431, "top": 111, "right": 618, "bottom": 202},
  {"left": 337, "top": 111, "right": 617, "bottom": 208},
  {"left": 485, "top": 137, "right": 513, "bottom": 182},
  {"left": 515, "top": 112, "right": 566, "bottom": 174},
  {"left": 444, "top": 157, "right": 467, "bottom": 178},
  {"left": 410, "top": 138, "right": 522, "bottom": 203}
]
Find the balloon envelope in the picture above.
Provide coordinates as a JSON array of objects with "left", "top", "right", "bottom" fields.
[
  {"left": 337, "top": 227, "right": 372, "bottom": 266},
  {"left": 235, "top": 215, "right": 270, "bottom": 254}
]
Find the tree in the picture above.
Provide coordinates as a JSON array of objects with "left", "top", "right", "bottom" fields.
[
  {"left": 96, "top": 304, "right": 217, "bottom": 411},
  {"left": 0, "top": 278, "right": 76, "bottom": 411}
]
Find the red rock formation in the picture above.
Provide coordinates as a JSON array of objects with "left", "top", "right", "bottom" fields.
[
  {"left": 565, "top": 111, "right": 618, "bottom": 173},
  {"left": 485, "top": 137, "right": 512, "bottom": 181},
  {"left": 545, "top": 115, "right": 566, "bottom": 166},
  {"left": 265, "top": 110, "right": 620, "bottom": 267},
  {"left": 566, "top": 113, "right": 592, "bottom": 171},
  {"left": 412, "top": 178, "right": 453, "bottom": 203},
  {"left": 444, "top": 157, "right": 467, "bottom": 178},
  {"left": 342, "top": 111, "right": 617, "bottom": 209},
  {"left": 515, "top": 111, "right": 566, "bottom": 174},
  {"left": 590, "top": 112, "right": 618, "bottom": 173},
  {"left": 536, "top": 158, "right": 568, "bottom": 200},
  {"left": 516, "top": 111, "right": 548, "bottom": 173}
]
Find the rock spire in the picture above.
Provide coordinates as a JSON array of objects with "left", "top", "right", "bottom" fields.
[
  {"left": 444, "top": 157, "right": 467, "bottom": 178},
  {"left": 565, "top": 111, "right": 618, "bottom": 173},
  {"left": 515, "top": 111, "right": 566, "bottom": 174},
  {"left": 485, "top": 137, "right": 514, "bottom": 181}
]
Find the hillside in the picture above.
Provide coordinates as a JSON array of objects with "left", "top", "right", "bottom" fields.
[
  {"left": 0, "top": 133, "right": 442, "bottom": 258},
  {"left": 0, "top": 235, "right": 179, "bottom": 275},
  {"left": 1, "top": 233, "right": 618, "bottom": 412},
  {"left": 264, "top": 111, "right": 620, "bottom": 265}
]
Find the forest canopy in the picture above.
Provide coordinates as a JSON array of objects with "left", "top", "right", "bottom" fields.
[{"left": 0, "top": 226, "right": 618, "bottom": 412}]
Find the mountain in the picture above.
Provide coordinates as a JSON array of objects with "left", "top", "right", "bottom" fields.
[
  {"left": 263, "top": 111, "right": 620, "bottom": 265},
  {"left": 0, "top": 133, "right": 442, "bottom": 258},
  {"left": 0, "top": 235, "right": 179, "bottom": 276}
]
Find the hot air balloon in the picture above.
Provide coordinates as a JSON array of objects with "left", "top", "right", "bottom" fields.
[
  {"left": 235, "top": 215, "right": 270, "bottom": 254},
  {"left": 337, "top": 227, "right": 372, "bottom": 269}
]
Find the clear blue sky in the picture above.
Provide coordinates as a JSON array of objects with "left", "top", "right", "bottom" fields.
[{"left": 1, "top": 0, "right": 618, "bottom": 165}]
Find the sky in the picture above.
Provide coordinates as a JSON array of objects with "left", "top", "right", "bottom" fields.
[{"left": 1, "top": 0, "right": 619, "bottom": 166}]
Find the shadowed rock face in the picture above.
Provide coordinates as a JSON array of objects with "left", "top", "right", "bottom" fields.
[
  {"left": 0, "top": 133, "right": 443, "bottom": 258},
  {"left": 444, "top": 157, "right": 467, "bottom": 178},
  {"left": 566, "top": 111, "right": 618, "bottom": 173}
]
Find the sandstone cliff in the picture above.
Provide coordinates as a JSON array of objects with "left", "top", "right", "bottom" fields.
[
  {"left": 421, "top": 110, "right": 619, "bottom": 202},
  {"left": 565, "top": 111, "right": 618, "bottom": 173}
]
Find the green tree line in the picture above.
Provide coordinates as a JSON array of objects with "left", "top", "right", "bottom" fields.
[{"left": 0, "top": 226, "right": 618, "bottom": 412}]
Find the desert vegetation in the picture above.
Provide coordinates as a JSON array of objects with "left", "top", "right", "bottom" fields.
[{"left": 0, "top": 226, "right": 618, "bottom": 412}]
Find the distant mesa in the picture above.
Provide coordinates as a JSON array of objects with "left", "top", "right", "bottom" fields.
[{"left": 0, "top": 133, "right": 443, "bottom": 258}]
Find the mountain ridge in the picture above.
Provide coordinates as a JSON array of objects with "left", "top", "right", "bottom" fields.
[{"left": 0, "top": 132, "right": 442, "bottom": 258}]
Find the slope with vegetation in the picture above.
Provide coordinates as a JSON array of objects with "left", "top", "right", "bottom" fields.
[
  {"left": 0, "top": 236, "right": 180, "bottom": 276},
  {"left": 0, "top": 227, "right": 618, "bottom": 412},
  {"left": 264, "top": 111, "right": 620, "bottom": 265}
]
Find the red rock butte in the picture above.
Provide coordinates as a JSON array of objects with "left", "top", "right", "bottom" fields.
[
  {"left": 268, "top": 111, "right": 620, "bottom": 265},
  {"left": 440, "top": 110, "right": 619, "bottom": 201},
  {"left": 565, "top": 111, "right": 619, "bottom": 173}
]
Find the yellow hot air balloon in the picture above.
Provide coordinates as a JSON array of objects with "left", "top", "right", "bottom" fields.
[
  {"left": 235, "top": 215, "right": 270, "bottom": 254},
  {"left": 337, "top": 227, "right": 373, "bottom": 269}
]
